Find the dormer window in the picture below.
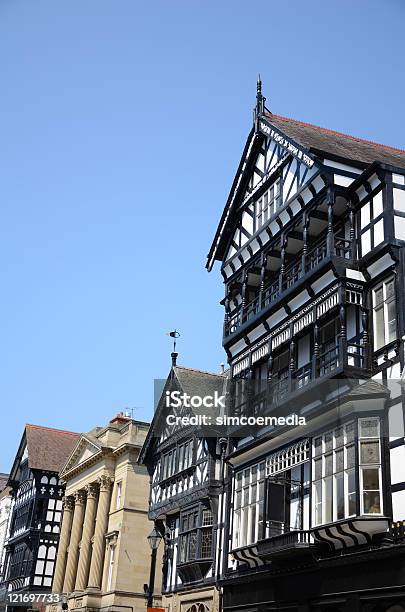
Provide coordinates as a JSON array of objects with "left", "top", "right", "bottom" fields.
[{"left": 254, "top": 178, "right": 281, "bottom": 231}]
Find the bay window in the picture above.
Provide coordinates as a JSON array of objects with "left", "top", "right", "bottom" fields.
[
  {"left": 232, "top": 461, "right": 265, "bottom": 549},
  {"left": 179, "top": 505, "right": 213, "bottom": 562},
  {"left": 312, "top": 422, "right": 357, "bottom": 526},
  {"left": 312, "top": 417, "right": 383, "bottom": 526}
]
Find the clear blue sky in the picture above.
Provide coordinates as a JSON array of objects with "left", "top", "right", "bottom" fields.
[{"left": 1, "top": 0, "right": 404, "bottom": 471}]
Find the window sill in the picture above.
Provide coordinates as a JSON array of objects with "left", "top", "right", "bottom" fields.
[{"left": 177, "top": 558, "right": 213, "bottom": 583}]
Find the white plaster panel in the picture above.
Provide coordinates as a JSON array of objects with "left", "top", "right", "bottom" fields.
[
  {"left": 267, "top": 308, "right": 288, "bottom": 330},
  {"left": 392, "top": 490, "right": 405, "bottom": 522},
  {"left": 228, "top": 338, "right": 247, "bottom": 357},
  {"left": 310, "top": 270, "right": 336, "bottom": 293},
  {"left": 388, "top": 400, "right": 404, "bottom": 440},
  {"left": 346, "top": 269, "right": 366, "bottom": 281},
  {"left": 395, "top": 215, "right": 405, "bottom": 240},
  {"left": 393, "top": 173, "right": 405, "bottom": 186},
  {"left": 334, "top": 175, "right": 353, "bottom": 187},
  {"left": 367, "top": 253, "right": 395, "bottom": 278},
  {"left": 247, "top": 324, "right": 267, "bottom": 343},
  {"left": 288, "top": 290, "right": 310, "bottom": 312},
  {"left": 390, "top": 445, "right": 405, "bottom": 484},
  {"left": 394, "top": 188, "right": 405, "bottom": 213}
]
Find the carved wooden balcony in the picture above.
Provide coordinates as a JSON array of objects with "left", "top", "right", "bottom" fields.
[{"left": 224, "top": 234, "right": 353, "bottom": 338}]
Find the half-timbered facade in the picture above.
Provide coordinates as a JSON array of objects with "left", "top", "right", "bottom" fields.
[
  {"left": 140, "top": 356, "right": 228, "bottom": 612},
  {"left": 0, "top": 425, "right": 79, "bottom": 610},
  {"left": 207, "top": 82, "right": 405, "bottom": 611},
  {"left": 0, "top": 475, "right": 12, "bottom": 582}
]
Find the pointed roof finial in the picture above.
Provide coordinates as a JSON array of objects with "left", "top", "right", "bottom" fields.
[
  {"left": 257, "top": 74, "right": 262, "bottom": 96},
  {"left": 254, "top": 74, "right": 266, "bottom": 125}
]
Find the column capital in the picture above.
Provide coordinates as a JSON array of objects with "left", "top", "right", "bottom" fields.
[
  {"left": 63, "top": 495, "right": 75, "bottom": 511},
  {"left": 98, "top": 474, "right": 113, "bottom": 492},
  {"left": 85, "top": 483, "right": 99, "bottom": 499},
  {"left": 74, "top": 490, "right": 86, "bottom": 505}
]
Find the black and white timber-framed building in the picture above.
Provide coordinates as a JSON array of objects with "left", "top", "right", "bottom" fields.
[
  {"left": 0, "top": 424, "right": 79, "bottom": 611},
  {"left": 205, "top": 82, "right": 405, "bottom": 611},
  {"left": 140, "top": 358, "right": 228, "bottom": 612}
]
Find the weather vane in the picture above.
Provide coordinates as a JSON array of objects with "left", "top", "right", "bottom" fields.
[{"left": 166, "top": 329, "right": 180, "bottom": 353}]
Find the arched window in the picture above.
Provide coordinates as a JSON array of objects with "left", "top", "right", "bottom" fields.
[{"left": 185, "top": 603, "right": 210, "bottom": 612}]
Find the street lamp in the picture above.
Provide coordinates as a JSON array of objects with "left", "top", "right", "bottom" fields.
[{"left": 146, "top": 526, "right": 162, "bottom": 609}]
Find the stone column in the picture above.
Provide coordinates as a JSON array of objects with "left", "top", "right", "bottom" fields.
[
  {"left": 87, "top": 475, "right": 112, "bottom": 590},
  {"left": 63, "top": 490, "right": 86, "bottom": 594},
  {"left": 52, "top": 496, "right": 75, "bottom": 593},
  {"left": 74, "top": 483, "right": 98, "bottom": 591}
]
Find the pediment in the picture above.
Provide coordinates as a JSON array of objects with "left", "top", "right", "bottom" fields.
[{"left": 60, "top": 434, "right": 102, "bottom": 476}]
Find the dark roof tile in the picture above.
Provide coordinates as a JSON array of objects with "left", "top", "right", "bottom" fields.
[
  {"left": 25, "top": 424, "right": 80, "bottom": 473},
  {"left": 267, "top": 113, "right": 405, "bottom": 169}
]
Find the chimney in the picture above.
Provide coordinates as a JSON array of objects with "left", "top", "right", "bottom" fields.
[{"left": 110, "top": 411, "right": 131, "bottom": 424}]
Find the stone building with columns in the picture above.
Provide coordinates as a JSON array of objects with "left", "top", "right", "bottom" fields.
[{"left": 52, "top": 412, "right": 160, "bottom": 612}]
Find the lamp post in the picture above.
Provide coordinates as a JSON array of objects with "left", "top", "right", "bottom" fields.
[{"left": 146, "top": 526, "right": 162, "bottom": 609}]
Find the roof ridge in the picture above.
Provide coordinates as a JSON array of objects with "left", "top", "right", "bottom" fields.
[
  {"left": 267, "top": 112, "right": 405, "bottom": 156},
  {"left": 174, "top": 365, "right": 224, "bottom": 377},
  {"left": 26, "top": 423, "right": 80, "bottom": 436}
]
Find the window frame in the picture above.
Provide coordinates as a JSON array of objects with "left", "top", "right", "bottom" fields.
[
  {"left": 358, "top": 417, "right": 383, "bottom": 516},
  {"left": 232, "top": 461, "right": 266, "bottom": 550},
  {"left": 178, "top": 504, "right": 213, "bottom": 563},
  {"left": 159, "top": 438, "right": 194, "bottom": 483},
  {"left": 311, "top": 417, "right": 383, "bottom": 527},
  {"left": 372, "top": 276, "right": 397, "bottom": 351},
  {"left": 358, "top": 189, "right": 385, "bottom": 257},
  {"left": 254, "top": 178, "right": 282, "bottom": 232}
]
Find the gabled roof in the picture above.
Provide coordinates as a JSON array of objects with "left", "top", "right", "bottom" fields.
[
  {"left": 207, "top": 109, "right": 405, "bottom": 270},
  {"left": 267, "top": 113, "right": 405, "bottom": 170},
  {"left": 139, "top": 364, "right": 226, "bottom": 464},
  {"left": 9, "top": 424, "right": 80, "bottom": 483},
  {"left": 25, "top": 424, "right": 80, "bottom": 472},
  {"left": 173, "top": 365, "right": 226, "bottom": 407}
]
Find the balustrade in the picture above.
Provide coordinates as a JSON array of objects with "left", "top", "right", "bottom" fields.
[{"left": 225, "top": 233, "right": 353, "bottom": 337}]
